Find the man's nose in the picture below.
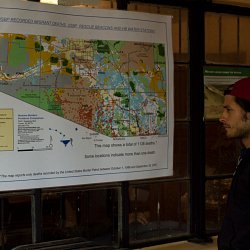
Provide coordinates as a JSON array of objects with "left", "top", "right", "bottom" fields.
[{"left": 219, "top": 112, "right": 226, "bottom": 124}]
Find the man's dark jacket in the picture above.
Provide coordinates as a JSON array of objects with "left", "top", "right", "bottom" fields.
[{"left": 218, "top": 148, "right": 250, "bottom": 250}]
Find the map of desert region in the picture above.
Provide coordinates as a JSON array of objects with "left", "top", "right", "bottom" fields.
[{"left": 0, "top": 33, "right": 167, "bottom": 137}]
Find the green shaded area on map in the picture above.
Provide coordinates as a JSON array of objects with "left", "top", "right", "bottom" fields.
[{"left": 0, "top": 33, "right": 167, "bottom": 137}]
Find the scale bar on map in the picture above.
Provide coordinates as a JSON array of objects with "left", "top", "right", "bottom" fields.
[{"left": 18, "top": 149, "right": 34, "bottom": 152}]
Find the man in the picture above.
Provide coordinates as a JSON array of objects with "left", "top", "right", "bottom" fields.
[{"left": 218, "top": 77, "right": 250, "bottom": 249}]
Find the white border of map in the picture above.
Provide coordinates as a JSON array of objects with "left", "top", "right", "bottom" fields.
[{"left": 0, "top": 0, "right": 174, "bottom": 191}]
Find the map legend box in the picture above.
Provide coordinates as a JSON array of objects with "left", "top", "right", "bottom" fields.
[{"left": 0, "top": 109, "right": 14, "bottom": 151}]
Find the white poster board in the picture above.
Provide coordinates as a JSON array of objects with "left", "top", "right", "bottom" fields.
[{"left": 0, "top": 0, "right": 174, "bottom": 191}]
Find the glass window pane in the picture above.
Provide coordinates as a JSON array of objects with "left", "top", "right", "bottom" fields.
[
  {"left": 2, "top": 195, "right": 32, "bottom": 249},
  {"left": 239, "top": 16, "right": 250, "bottom": 65},
  {"left": 58, "top": 0, "right": 116, "bottom": 8},
  {"left": 221, "top": 14, "right": 238, "bottom": 57},
  {"left": 128, "top": 3, "right": 189, "bottom": 62},
  {"left": 78, "top": 189, "right": 118, "bottom": 244},
  {"left": 158, "top": 8, "right": 188, "bottom": 62},
  {"left": 180, "top": 9, "right": 189, "bottom": 61},
  {"left": 205, "top": 121, "right": 240, "bottom": 176},
  {"left": 205, "top": 12, "right": 250, "bottom": 65},
  {"left": 42, "top": 192, "right": 65, "bottom": 240},
  {"left": 42, "top": 188, "right": 119, "bottom": 245},
  {"left": 206, "top": 13, "right": 240, "bottom": 64},
  {"left": 205, "top": 12, "right": 220, "bottom": 62},
  {"left": 212, "top": 0, "right": 250, "bottom": 8},
  {"left": 127, "top": 3, "right": 158, "bottom": 13},
  {"left": 174, "top": 122, "right": 189, "bottom": 178},
  {"left": 129, "top": 181, "right": 189, "bottom": 243},
  {"left": 174, "top": 64, "right": 189, "bottom": 120},
  {"left": 206, "top": 178, "right": 231, "bottom": 232}
]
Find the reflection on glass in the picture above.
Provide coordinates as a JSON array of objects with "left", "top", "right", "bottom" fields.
[
  {"left": 42, "top": 188, "right": 118, "bottom": 245},
  {"left": 128, "top": 4, "right": 189, "bottom": 62},
  {"left": 0, "top": 195, "right": 32, "bottom": 249},
  {"left": 212, "top": 0, "right": 250, "bottom": 8},
  {"left": 205, "top": 12, "right": 250, "bottom": 65},
  {"left": 174, "top": 122, "right": 189, "bottom": 177},
  {"left": 205, "top": 122, "right": 240, "bottom": 175},
  {"left": 174, "top": 65, "right": 189, "bottom": 120},
  {"left": 205, "top": 179, "right": 231, "bottom": 232},
  {"left": 58, "top": 0, "right": 116, "bottom": 9},
  {"left": 129, "top": 181, "right": 189, "bottom": 243}
]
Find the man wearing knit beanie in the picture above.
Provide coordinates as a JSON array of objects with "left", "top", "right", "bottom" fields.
[{"left": 218, "top": 77, "right": 250, "bottom": 250}]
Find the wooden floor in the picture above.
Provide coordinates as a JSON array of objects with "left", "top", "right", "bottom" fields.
[{"left": 136, "top": 236, "right": 217, "bottom": 250}]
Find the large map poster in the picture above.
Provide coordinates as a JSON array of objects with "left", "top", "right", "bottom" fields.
[{"left": 0, "top": 0, "right": 174, "bottom": 191}]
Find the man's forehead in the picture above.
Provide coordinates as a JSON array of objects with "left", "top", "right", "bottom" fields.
[
  {"left": 224, "top": 95, "right": 245, "bottom": 111},
  {"left": 224, "top": 95, "right": 236, "bottom": 102},
  {"left": 224, "top": 95, "right": 237, "bottom": 106}
]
